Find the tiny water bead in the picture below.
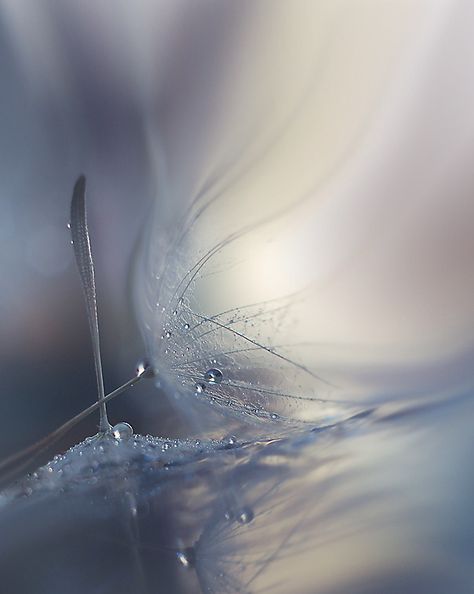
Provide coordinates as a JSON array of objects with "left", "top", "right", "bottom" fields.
[
  {"left": 236, "top": 507, "right": 254, "bottom": 524},
  {"left": 176, "top": 547, "right": 196, "bottom": 569},
  {"left": 135, "top": 359, "right": 157, "bottom": 379},
  {"left": 204, "top": 368, "right": 223, "bottom": 384},
  {"left": 195, "top": 383, "right": 206, "bottom": 394},
  {"left": 165, "top": 330, "right": 172, "bottom": 339},
  {"left": 112, "top": 422, "right": 133, "bottom": 441}
]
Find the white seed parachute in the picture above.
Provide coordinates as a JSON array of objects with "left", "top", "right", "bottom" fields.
[{"left": 0, "top": 2, "right": 474, "bottom": 594}]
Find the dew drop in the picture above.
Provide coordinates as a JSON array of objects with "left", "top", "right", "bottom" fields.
[
  {"left": 66, "top": 222, "right": 71, "bottom": 230},
  {"left": 237, "top": 507, "right": 254, "bottom": 524},
  {"left": 112, "top": 422, "right": 133, "bottom": 441},
  {"left": 204, "top": 368, "right": 223, "bottom": 384},
  {"left": 136, "top": 359, "right": 157, "bottom": 379},
  {"left": 165, "top": 330, "right": 172, "bottom": 339},
  {"left": 226, "top": 435, "right": 237, "bottom": 446},
  {"left": 195, "top": 383, "right": 206, "bottom": 394},
  {"left": 176, "top": 547, "right": 195, "bottom": 569},
  {"left": 184, "top": 323, "right": 190, "bottom": 330}
]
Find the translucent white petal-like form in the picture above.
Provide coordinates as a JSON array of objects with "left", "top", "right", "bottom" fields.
[{"left": 134, "top": 1, "right": 474, "bottom": 422}]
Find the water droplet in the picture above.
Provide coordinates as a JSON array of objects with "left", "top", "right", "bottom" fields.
[
  {"left": 165, "top": 330, "right": 172, "bottom": 339},
  {"left": 112, "top": 422, "right": 133, "bottom": 441},
  {"left": 204, "top": 368, "right": 223, "bottom": 384},
  {"left": 226, "top": 435, "right": 237, "bottom": 446},
  {"left": 66, "top": 222, "right": 71, "bottom": 230},
  {"left": 173, "top": 310, "right": 178, "bottom": 316},
  {"left": 237, "top": 507, "right": 254, "bottom": 524},
  {"left": 176, "top": 547, "right": 195, "bottom": 569},
  {"left": 136, "top": 359, "right": 157, "bottom": 378},
  {"left": 270, "top": 413, "right": 278, "bottom": 420},
  {"left": 195, "top": 383, "right": 206, "bottom": 394},
  {"left": 184, "top": 323, "right": 190, "bottom": 330}
]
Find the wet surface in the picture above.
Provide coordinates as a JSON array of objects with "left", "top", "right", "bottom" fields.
[{"left": 1, "top": 393, "right": 473, "bottom": 594}]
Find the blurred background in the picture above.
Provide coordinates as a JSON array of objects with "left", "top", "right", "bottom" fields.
[
  {"left": 1, "top": 0, "right": 473, "bottom": 454},
  {"left": 0, "top": 0, "right": 175, "bottom": 457},
  {"left": 0, "top": 2, "right": 474, "bottom": 591}
]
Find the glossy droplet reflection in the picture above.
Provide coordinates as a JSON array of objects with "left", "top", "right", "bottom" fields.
[
  {"left": 136, "top": 359, "right": 157, "bottom": 379},
  {"left": 237, "top": 507, "right": 254, "bottom": 524},
  {"left": 176, "top": 547, "right": 196, "bottom": 569},
  {"left": 204, "top": 368, "right": 223, "bottom": 384},
  {"left": 195, "top": 383, "right": 206, "bottom": 394},
  {"left": 112, "top": 422, "right": 133, "bottom": 441}
]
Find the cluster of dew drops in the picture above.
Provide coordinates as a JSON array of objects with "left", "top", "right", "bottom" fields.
[
  {"left": 157, "top": 301, "right": 226, "bottom": 398},
  {"left": 176, "top": 506, "right": 255, "bottom": 572},
  {"left": 134, "top": 357, "right": 256, "bottom": 575}
]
